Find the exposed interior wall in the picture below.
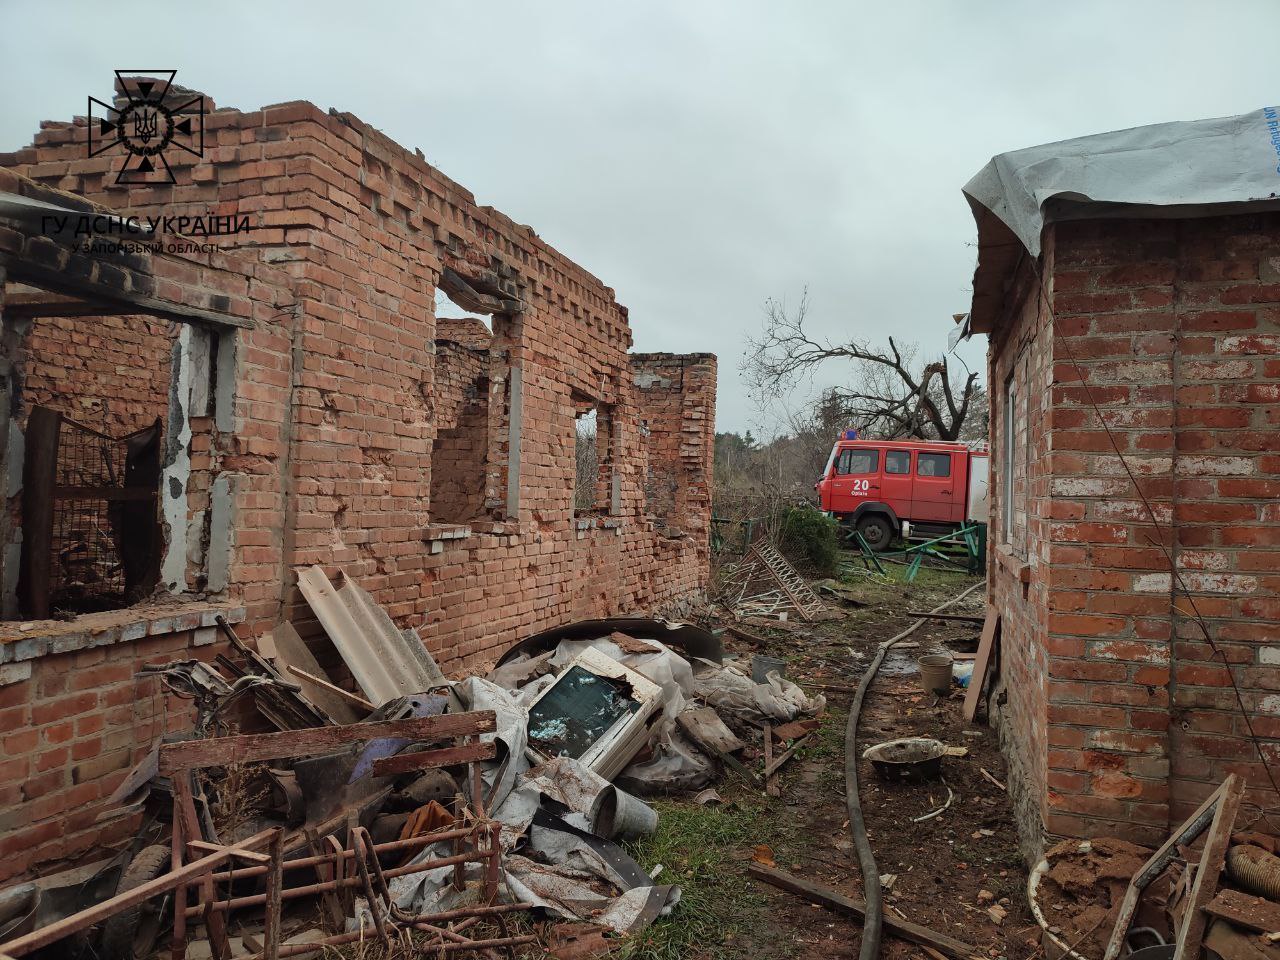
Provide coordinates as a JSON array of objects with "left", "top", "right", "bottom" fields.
[
  {"left": 432, "top": 320, "right": 492, "bottom": 524},
  {"left": 986, "top": 212, "right": 1280, "bottom": 851}
]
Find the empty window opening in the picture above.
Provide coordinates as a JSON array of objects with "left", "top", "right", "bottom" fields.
[
  {"left": 0, "top": 283, "right": 233, "bottom": 621},
  {"left": 1002, "top": 373, "right": 1018, "bottom": 545},
  {"left": 430, "top": 286, "right": 513, "bottom": 524},
  {"left": 573, "top": 398, "right": 616, "bottom": 516}
]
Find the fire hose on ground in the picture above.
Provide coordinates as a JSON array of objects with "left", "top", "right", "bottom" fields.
[{"left": 844, "top": 578, "right": 987, "bottom": 960}]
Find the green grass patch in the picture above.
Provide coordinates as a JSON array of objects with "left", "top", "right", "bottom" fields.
[{"left": 620, "top": 795, "right": 774, "bottom": 960}]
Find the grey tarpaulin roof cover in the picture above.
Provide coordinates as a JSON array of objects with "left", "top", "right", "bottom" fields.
[{"left": 964, "top": 106, "right": 1280, "bottom": 330}]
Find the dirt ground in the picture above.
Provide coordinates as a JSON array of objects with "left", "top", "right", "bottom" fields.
[{"left": 622, "top": 562, "right": 1040, "bottom": 960}]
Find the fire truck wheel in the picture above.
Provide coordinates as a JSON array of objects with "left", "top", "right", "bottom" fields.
[{"left": 856, "top": 514, "right": 894, "bottom": 552}]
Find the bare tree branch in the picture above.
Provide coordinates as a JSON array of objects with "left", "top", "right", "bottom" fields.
[{"left": 742, "top": 292, "right": 986, "bottom": 442}]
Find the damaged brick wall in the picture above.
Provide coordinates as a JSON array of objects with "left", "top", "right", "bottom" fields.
[
  {"left": 19, "top": 313, "right": 177, "bottom": 436},
  {"left": 0, "top": 167, "right": 295, "bottom": 883},
  {"left": 431, "top": 320, "right": 493, "bottom": 524},
  {"left": 0, "top": 81, "right": 717, "bottom": 881},
  {"left": 987, "top": 213, "right": 1280, "bottom": 853}
]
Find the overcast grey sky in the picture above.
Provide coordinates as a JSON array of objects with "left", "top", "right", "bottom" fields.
[{"left": 1, "top": 1, "right": 1276, "bottom": 434}]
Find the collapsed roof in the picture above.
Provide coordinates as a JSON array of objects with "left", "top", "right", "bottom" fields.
[{"left": 963, "top": 106, "right": 1280, "bottom": 332}]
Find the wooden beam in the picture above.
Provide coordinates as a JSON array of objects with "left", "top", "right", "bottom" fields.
[
  {"left": 0, "top": 828, "right": 278, "bottom": 957},
  {"left": 747, "top": 864, "right": 976, "bottom": 959},
  {"left": 157, "top": 711, "right": 497, "bottom": 774},
  {"left": 370, "top": 740, "right": 496, "bottom": 777},
  {"left": 284, "top": 665, "right": 373, "bottom": 713},
  {"left": 0, "top": 256, "right": 255, "bottom": 330},
  {"left": 905, "top": 611, "right": 985, "bottom": 624},
  {"left": 1173, "top": 775, "right": 1244, "bottom": 960}
]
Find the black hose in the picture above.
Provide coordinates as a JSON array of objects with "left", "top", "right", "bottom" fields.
[{"left": 844, "top": 578, "right": 987, "bottom": 960}]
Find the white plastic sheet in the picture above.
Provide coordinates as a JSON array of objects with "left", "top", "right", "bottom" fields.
[{"left": 964, "top": 106, "right": 1280, "bottom": 258}]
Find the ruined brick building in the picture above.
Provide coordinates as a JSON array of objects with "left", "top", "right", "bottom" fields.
[
  {"left": 0, "top": 77, "right": 716, "bottom": 881},
  {"left": 966, "top": 109, "right": 1280, "bottom": 856}
]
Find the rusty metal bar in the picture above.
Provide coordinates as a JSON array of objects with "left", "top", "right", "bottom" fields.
[
  {"left": 204, "top": 823, "right": 485, "bottom": 885},
  {"left": 184, "top": 847, "right": 495, "bottom": 918},
  {"left": 243, "top": 903, "right": 535, "bottom": 960}
]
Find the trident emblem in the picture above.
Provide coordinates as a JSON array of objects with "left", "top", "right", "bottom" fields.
[{"left": 132, "top": 107, "right": 158, "bottom": 144}]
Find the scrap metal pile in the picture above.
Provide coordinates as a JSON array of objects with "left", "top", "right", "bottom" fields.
[{"left": 0, "top": 566, "right": 825, "bottom": 959}]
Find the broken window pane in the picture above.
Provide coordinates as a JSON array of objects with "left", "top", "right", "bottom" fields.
[{"left": 527, "top": 664, "right": 640, "bottom": 760}]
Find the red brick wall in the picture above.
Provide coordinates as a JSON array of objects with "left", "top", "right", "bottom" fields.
[
  {"left": 20, "top": 313, "right": 176, "bottom": 436},
  {"left": 987, "top": 212, "right": 1280, "bottom": 851}
]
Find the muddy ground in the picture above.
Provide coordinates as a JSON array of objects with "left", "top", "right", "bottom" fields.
[{"left": 621, "top": 562, "right": 1040, "bottom": 960}]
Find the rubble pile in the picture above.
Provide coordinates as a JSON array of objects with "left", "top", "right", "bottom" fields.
[{"left": 0, "top": 568, "right": 825, "bottom": 959}]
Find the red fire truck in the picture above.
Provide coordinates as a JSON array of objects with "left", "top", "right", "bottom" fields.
[{"left": 815, "top": 432, "right": 989, "bottom": 551}]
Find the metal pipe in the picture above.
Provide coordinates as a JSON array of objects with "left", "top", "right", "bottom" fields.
[
  {"left": 206, "top": 825, "right": 485, "bottom": 884},
  {"left": 845, "top": 578, "right": 986, "bottom": 960}
]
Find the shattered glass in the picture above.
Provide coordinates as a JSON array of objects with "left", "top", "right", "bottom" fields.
[{"left": 527, "top": 666, "right": 639, "bottom": 759}]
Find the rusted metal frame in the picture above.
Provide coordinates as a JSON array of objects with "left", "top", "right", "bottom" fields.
[
  {"left": 303, "top": 828, "right": 345, "bottom": 931},
  {"left": 0, "top": 827, "right": 278, "bottom": 959},
  {"left": 157, "top": 710, "right": 497, "bottom": 774},
  {"left": 172, "top": 775, "right": 231, "bottom": 960},
  {"left": 203, "top": 822, "right": 483, "bottom": 884},
  {"left": 349, "top": 827, "right": 391, "bottom": 944},
  {"left": 183, "top": 845, "right": 491, "bottom": 918},
  {"left": 1102, "top": 774, "right": 1243, "bottom": 960},
  {"left": 241, "top": 903, "right": 535, "bottom": 959}
]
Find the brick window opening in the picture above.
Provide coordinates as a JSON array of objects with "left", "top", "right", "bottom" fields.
[
  {"left": 0, "top": 284, "right": 235, "bottom": 621},
  {"left": 431, "top": 288, "right": 513, "bottom": 524},
  {"left": 573, "top": 397, "right": 616, "bottom": 516}
]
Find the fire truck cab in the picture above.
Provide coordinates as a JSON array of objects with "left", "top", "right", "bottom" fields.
[{"left": 815, "top": 433, "right": 989, "bottom": 551}]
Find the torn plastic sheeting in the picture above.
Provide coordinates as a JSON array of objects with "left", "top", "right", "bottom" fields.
[{"left": 692, "top": 659, "right": 826, "bottom": 724}]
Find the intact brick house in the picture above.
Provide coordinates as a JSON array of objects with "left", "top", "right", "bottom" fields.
[
  {"left": 0, "top": 77, "right": 715, "bottom": 881},
  {"left": 965, "top": 108, "right": 1280, "bottom": 857}
]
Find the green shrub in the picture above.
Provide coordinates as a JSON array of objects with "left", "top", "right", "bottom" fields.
[{"left": 776, "top": 505, "right": 839, "bottom": 575}]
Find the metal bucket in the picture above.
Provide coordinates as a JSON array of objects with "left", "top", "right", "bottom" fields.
[
  {"left": 593, "top": 785, "right": 658, "bottom": 841},
  {"left": 918, "top": 654, "right": 954, "bottom": 695},
  {"left": 752, "top": 655, "right": 787, "bottom": 684}
]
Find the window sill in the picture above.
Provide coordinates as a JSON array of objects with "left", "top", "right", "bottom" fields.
[
  {"left": 994, "top": 543, "right": 1031, "bottom": 584},
  {"left": 574, "top": 515, "right": 625, "bottom": 535},
  {"left": 0, "top": 599, "right": 246, "bottom": 665}
]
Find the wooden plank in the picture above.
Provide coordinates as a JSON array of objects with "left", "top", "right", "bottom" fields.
[
  {"left": 763, "top": 733, "right": 814, "bottom": 779},
  {"left": 1204, "top": 889, "right": 1280, "bottom": 934},
  {"left": 962, "top": 611, "right": 1000, "bottom": 722},
  {"left": 158, "top": 712, "right": 496, "bottom": 774},
  {"left": 0, "top": 828, "right": 278, "bottom": 958},
  {"left": 1173, "top": 775, "right": 1244, "bottom": 960},
  {"left": 285, "top": 664, "right": 372, "bottom": 715},
  {"left": 763, "top": 725, "right": 779, "bottom": 798},
  {"left": 677, "top": 710, "right": 760, "bottom": 786},
  {"left": 905, "top": 611, "right": 985, "bottom": 623},
  {"left": 1102, "top": 775, "right": 1241, "bottom": 960},
  {"left": 271, "top": 622, "right": 361, "bottom": 724},
  {"left": 0, "top": 257, "right": 256, "bottom": 329},
  {"left": 370, "top": 740, "right": 496, "bottom": 777},
  {"left": 747, "top": 863, "right": 976, "bottom": 959}
]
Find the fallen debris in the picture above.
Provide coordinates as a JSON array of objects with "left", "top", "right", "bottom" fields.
[{"left": 747, "top": 862, "right": 978, "bottom": 959}]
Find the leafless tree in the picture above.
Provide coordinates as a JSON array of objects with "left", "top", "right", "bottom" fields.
[
  {"left": 574, "top": 410, "right": 598, "bottom": 511},
  {"left": 742, "top": 290, "right": 983, "bottom": 441}
]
